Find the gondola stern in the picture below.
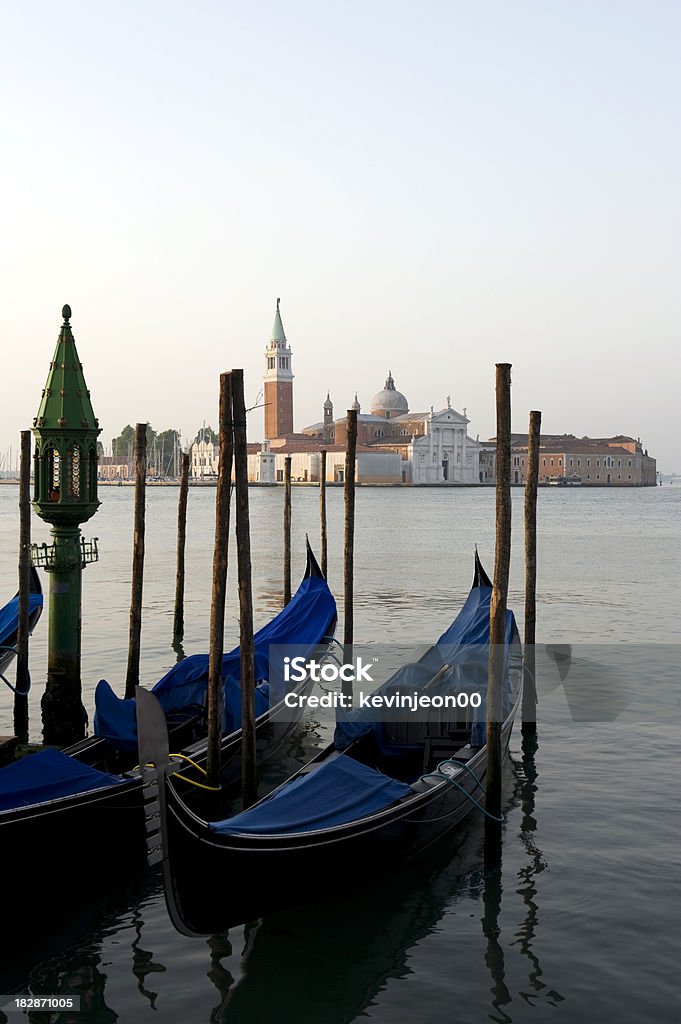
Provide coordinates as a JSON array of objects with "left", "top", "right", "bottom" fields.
[
  {"left": 135, "top": 687, "right": 215, "bottom": 937},
  {"left": 304, "top": 535, "right": 325, "bottom": 580},
  {"left": 473, "top": 547, "right": 493, "bottom": 589},
  {"left": 135, "top": 687, "right": 172, "bottom": 870}
]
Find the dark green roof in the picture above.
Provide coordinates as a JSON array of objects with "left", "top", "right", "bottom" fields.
[{"left": 33, "top": 305, "right": 100, "bottom": 434}]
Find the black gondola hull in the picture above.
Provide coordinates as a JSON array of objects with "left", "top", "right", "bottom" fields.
[
  {"left": 161, "top": 706, "right": 518, "bottom": 935},
  {"left": 0, "top": 670, "right": 318, "bottom": 905}
]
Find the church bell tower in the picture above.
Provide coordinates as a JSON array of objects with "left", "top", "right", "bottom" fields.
[{"left": 263, "top": 298, "right": 294, "bottom": 439}]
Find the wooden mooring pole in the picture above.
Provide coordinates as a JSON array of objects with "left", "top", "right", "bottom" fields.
[
  {"left": 284, "top": 455, "right": 292, "bottom": 605},
  {"left": 206, "top": 374, "right": 233, "bottom": 789},
  {"left": 232, "top": 369, "right": 258, "bottom": 809},
  {"left": 320, "top": 449, "right": 328, "bottom": 578},
  {"left": 173, "top": 452, "right": 191, "bottom": 645},
  {"left": 343, "top": 410, "right": 358, "bottom": 696},
  {"left": 485, "top": 364, "right": 512, "bottom": 856},
  {"left": 14, "top": 430, "right": 32, "bottom": 741},
  {"left": 523, "top": 410, "right": 541, "bottom": 735},
  {"left": 125, "top": 423, "right": 147, "bottom": 699}
]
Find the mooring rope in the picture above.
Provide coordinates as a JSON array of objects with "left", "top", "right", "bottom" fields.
[{"left": 418, "top": 757, "right": 505, "bottom": 823}]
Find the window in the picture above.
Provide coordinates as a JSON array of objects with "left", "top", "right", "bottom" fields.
[
  {"left": 587, "top": 459, "right": 591, "bottom": 467},
  {"left": 558, "top": 459, "right": 562, "bottom": 467},
  {"left": 276, "top": 469, "right": 283, "bottom": 482},
  {"left": 569, "top": 459, "right": 573, "bottom": 467},
  {"left": 550, "top": 458, "right": 554, "bottom": 466},
  {"left": 577, "top": 459, "right": 581, "bottom": 467}
]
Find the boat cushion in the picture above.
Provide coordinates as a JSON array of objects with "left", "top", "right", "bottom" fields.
[
  {"left": 0, "top": 748, "right": 125, "bottom": 812},
  {"left": 209, "top": 753, "right": 413, "bottom": 836}
]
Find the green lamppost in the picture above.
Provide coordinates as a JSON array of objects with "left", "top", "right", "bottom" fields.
[{"left": 32, "top": 305, "right": 101, "bottom": 745}]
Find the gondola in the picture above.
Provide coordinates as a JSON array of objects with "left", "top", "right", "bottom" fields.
[
  {"left": 139, "top": 552, "right": 523, "bottom": 936},
  {"left": 0, "top": 566, "right": 43, "bottom": 680},
  {"left": 0, "top": 541, "right": 336, "bottom": 886}
]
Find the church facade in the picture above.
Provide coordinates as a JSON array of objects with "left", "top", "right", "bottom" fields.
[{"left": 302, "top": 370, "right": 482, "bottom": 484}]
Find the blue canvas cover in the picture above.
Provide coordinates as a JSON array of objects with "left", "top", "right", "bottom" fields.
[
  {"left": 94, "top": 573, "right": 336, "bottom": 751},
  {"left": 0, "top": 748, "right": 125, "bottom": 812},
  {"left": 209, "top": 754, "right": 412, "bottom": 836},
  {"left": 334, "top": 582, "right": 520, "bottom": 751},
  {"left": 0, "top": 592, "right": 43, "bottom": 648}
]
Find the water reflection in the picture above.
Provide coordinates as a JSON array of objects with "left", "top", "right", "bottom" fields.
[
  {"left": 171, "top": 637, "right": 186, "bottom": 663},
  {"left": 509, "top": 732, "right": 564, "bottom": 1011},
  {"left": 482, "top": 863, "right": 512, "bottom": 1022},
  {"left": 206, "top": 830, "right": 487, "bottom": 1024},
  {"left": 16, "top": 943, "right": 118, "bottom": 1024},
  {"left": 130, "top": 905, "right": 166, "bottom": 1009}
]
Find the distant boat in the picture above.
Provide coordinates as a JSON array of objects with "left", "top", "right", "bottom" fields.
[
  {"left": 0, "top": 567, "right": 43, "bottom": 679},
  {"left": 549, "top": 475, "right": 582, "bottom": 487}
]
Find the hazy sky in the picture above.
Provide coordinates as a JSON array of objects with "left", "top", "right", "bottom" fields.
[{"left": 2, "top": 1, "right": 679, "bottom": 469}]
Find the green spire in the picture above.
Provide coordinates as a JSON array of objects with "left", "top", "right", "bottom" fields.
[
  {"left": 34, "top": 305, "right": 99, "bottom": 432},
  {"left": 270, "top": 297, "right": 287, "bottom": 343}
]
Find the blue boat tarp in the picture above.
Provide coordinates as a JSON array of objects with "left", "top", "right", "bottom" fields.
[
  {"left": 0, "top": 748, "right": 125, "bottom": 812},
  {"left": 209, "top": 754, "right": 412, "bottom": 836},
  {"left": 334, "top": 582, "right": 520, "bottom": 751},
  {"left": 94, "top": 573, "right": 336, "bottom": 751},
  {"left": 93, "top": 676, "right": 272, "bottom": 752},
  {"left": 0, "top": 592, "right": 43, "bottom": 648}
]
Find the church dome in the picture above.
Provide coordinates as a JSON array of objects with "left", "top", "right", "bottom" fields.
[{"left": 370, "top": 371, "right": 408, "bottom": 418}]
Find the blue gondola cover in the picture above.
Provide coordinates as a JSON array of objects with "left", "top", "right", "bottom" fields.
[
  {"left": 94, "top": 573, "right": 336, "bottom": 750},
  {"left": 209, "top": 754, "right": 412, "bottom": 836},
  {"left": 0, "top": 748, "right": 125, "bottom": 812},
  {"left": 334, "top": 581, "right": 520, "bottom": 751},
  {"left": 0, "top": 592, "right": 43, "bottom": 647}
]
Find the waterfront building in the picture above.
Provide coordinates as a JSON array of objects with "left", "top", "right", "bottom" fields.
[
  {"left": 191, "top": 436, "right": 219, "bottom": 478},
  {"left": 484, "top": 433, "right": 656, "bottom": 486},
  {"left": 98, "top": 456, "right": 130, "bottom": 480}
]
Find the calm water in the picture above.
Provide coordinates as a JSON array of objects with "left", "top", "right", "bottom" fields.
[{"left": 1, "top": 484, "right": 680, "bottom": 1023}]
